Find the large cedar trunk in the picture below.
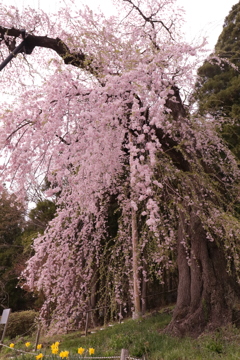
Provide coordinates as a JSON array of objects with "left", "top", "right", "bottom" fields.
[{"left": 167, "top": 210, "right": 239, "bottom": 337}]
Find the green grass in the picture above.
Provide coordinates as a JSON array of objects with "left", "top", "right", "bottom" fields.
[{"left": 2, "top": 309, "right": 240, "bottom": 360}]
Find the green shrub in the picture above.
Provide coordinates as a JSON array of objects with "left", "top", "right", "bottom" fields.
[{"left": 0, "top": 310, "right": 38, "bottom": 339}]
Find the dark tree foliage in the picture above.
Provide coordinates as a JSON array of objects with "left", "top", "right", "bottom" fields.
[
  {"left": 0, "top": 191, "right": 56, "bottom": 311},
  {"left": 0, "top": 189, "right": 28, "bottom": 310},
  {"left": 194, "top": 1, "right": 240, "bottom": 157},
  {"left": 0, "top": 190, "right": 25, "bottom": 245},
  {"left": 28, "top": 199, "right": 56, "bottom": 232}
]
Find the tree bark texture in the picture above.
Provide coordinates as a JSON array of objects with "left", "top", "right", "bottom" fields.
[
  {"left": 167, "top": 210, "right": 238, "bottom": 337},
  {"left": 0, "top": 26, "right": 97, "bottom": 74}
]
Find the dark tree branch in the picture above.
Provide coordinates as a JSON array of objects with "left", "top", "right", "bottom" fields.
[
  {"left": 6, "top": 120, "right": 33, "bottom": 142},
  {"left": 55, "top": 134, "right": 71, "bottom": 146},
  {"left": 0, "top": 26, "right": 97, "bottom": 73},
  {"left": 122, "top": 0, "right": 174, "bottom": 40}
]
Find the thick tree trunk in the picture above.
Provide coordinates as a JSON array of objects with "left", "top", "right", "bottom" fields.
[{"left": 167, "top": 210, "right": 239, "bottom": 337}]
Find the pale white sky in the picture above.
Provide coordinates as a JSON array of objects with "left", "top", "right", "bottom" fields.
[
  {"left": 177, "top": 0, "right": 238, "bottom": 52},
  {"left": 1, "top": 0, "right": 239, "bottom": 52}
]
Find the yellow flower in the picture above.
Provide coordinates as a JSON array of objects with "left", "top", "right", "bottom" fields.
[
  {"left": 51, "top": 342, "right": 59, "bottom": 354},
  {"left": 36, "top": 353, "right": 44, "bottom": 360},
  {"left": 25, "top": 342, "right": 31, "bottom": 347},
  {"left": 78, "top": 347, "right": 85, "bottom": 355},
  {"left": 9, "top": 343, "right": 14, "bottom": 348},
  {"left": 37, "top": 344, "right": 42, "bottom": 350},
  {"left": 51, "top": 346, "right": 59, "bottom": 354},
  {"left": 89, "top": 348, "right": 95, "bottom": 355},
  {"left": 59, "top": 350, "right": 69, "bottom": 358}
]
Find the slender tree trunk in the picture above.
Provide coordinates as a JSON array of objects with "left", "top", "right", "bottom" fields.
[
  {"left": 131, "top": 207, "right": 142, "bottom": 319},
  {"left": 90, "top": 269, "right": 98, "bottom": 327},
  {"left": 129, "top": 133, "right": 142, "bottom": 320},
  {"left": 167, "top": 210, "right": 239, "bottom": 337},
  {"left": 141, "top": 260, "right": 147, "bottom": 315}
]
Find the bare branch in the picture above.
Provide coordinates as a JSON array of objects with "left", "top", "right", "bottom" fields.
[{"left": 122, "top": 0, "right": 174, "bottom": 40}]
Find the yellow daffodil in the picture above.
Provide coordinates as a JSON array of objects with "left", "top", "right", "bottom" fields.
[
  {"left": 51, "top": 346, "right": 59, "bottom": 354},
  {"left": 78, "top": 347, "right": 85, "bottom": 355},
  {"left": 51, "top": 342, "right": 59, "bottom": 354},
  {"left": 25, "top": 342, "right": 31, "bottom": 347},
  {"left": 37, "top": 344, "right": 42, "bottom": 350},
  {"left": 9, "top": 343, "right": 14, "bottom": 348},
  {"left": 36, "top": 353, "right": 44, "bottom": 360},
  {"left": 89, "top": 348, "right": 95, "bottom": 355},
  {"left": 59, "top": 350, "right": 69, "bottom": 358}
]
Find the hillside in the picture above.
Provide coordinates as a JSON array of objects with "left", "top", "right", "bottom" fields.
[{"left": 2, "top": 309, "right": 240, "bottom": 360}]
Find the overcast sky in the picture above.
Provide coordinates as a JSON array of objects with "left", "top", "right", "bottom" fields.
[
  {"left": 1, "top": 0, "right": 239, "bottom": 52},
  {"left": 177, "top": 0, "right": 238, "bottom": 52}
]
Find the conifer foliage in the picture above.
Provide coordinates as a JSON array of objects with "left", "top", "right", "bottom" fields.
[
  {"left": 0, "top": 189, "right": 28, "bottom": 310},
  {"left": 194, "top": 1, "right": 240, "bottom": 156},
  {"left": 0, "top": 0, "right": 239, "bottom": 335}
]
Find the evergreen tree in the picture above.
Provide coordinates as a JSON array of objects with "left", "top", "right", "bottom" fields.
[
  {"left": 0, "top": 191, "right": 55, "bottom": 311},
  {"left": 194, "top": 1, "right": 240, "bottom": 157},
  {"left": 28, "top": 199, "right": 56, "bottom": 233},
  {"left": 0, "top": 189, "right": 28, "bottom": 310}
]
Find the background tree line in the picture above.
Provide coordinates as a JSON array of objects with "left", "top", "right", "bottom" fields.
[{"left": 0, "top": 189, "right": 56, "bottom": 312}]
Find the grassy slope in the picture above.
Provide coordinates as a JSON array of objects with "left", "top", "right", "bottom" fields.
[{"left": 2, "top": 309, "right": 240, "bottom": 360}]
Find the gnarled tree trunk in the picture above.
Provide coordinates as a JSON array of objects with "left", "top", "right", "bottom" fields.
[{"left": 167, "top": 210, "right": 239, "bottom": 337}]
